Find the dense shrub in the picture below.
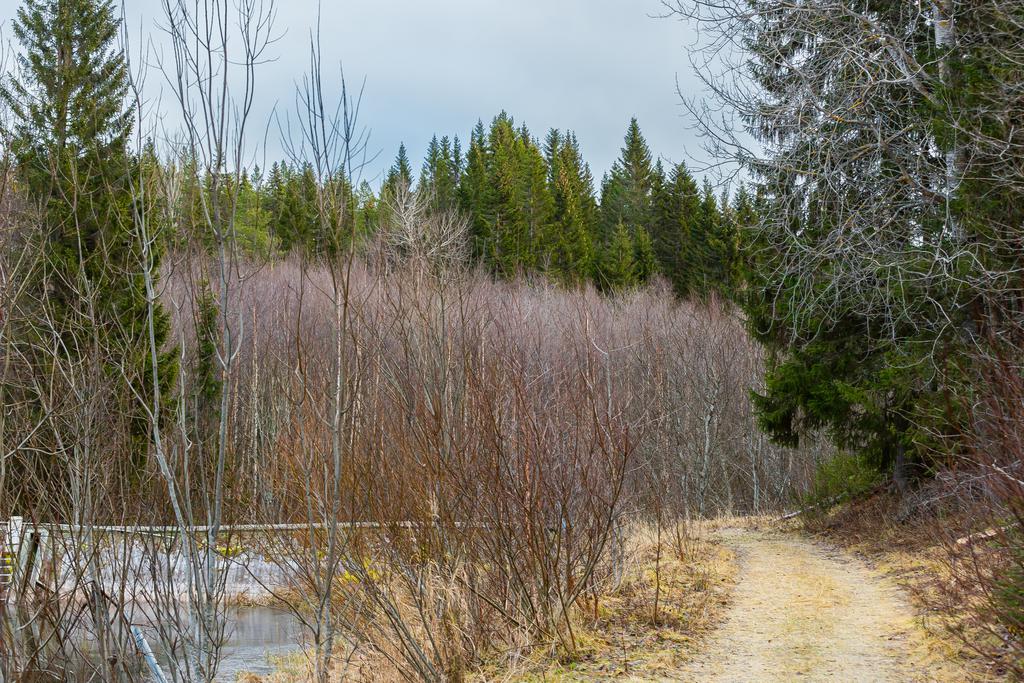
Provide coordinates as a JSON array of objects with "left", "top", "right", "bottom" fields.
[
  {"left": 936, "top": 355, "right": 1024, "bottom": 677},
  {"left": 800, "top": 453, "right": 883, "bottom": 516}
]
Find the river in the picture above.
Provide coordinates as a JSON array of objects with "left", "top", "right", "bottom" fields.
[{"left": 0, "top": 604, "right": 304, "bottom": 681}]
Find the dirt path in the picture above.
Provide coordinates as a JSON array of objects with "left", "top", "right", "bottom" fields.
[{"left": 677, "top": 528, "right": 958, "bottom": 682}]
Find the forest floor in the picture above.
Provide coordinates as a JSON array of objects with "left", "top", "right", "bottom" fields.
[{"left": 674, "top": 525, "right": 970, "bottom": 682}]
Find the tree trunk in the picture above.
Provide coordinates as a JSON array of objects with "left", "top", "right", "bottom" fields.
[{"left": 893, "top": 442, "right": 908, "bottom": 496}]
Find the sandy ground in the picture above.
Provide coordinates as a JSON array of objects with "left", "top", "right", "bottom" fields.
[{"left": 674, "top": 528, "right": 963, "bottom": 683}]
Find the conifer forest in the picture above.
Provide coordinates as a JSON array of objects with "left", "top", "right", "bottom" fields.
[{"left": 0, "top": 0, "right": 1023, "bottom": 681}]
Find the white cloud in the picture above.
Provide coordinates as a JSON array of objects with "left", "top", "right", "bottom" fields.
[{"left": 119, "top": 0, "right": 713, "bottom": 186}]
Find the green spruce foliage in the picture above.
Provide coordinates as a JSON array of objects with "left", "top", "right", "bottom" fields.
[
  {"left": 459, "top": 121, "right": 492, "bottom": 262},
  {"left": 459, "top": 113, "right": 556, "bottom": 276},
  {"left": 23, "top": 91, "right": 736, "bottom": 300},
  {"left": 140, "top": 112, "right": 734, "bottom": 297},
  {"left": 384, "top": 143, "right": 414, "bottom": 199},
  {"left": 598, "top": 221, "right": 637, "bottom": 292},
  {"left": 651, "top": 162, "right": 701, "bottom": 296},
  {"left": 547, "top": 130, "right": 598, "bottom": 285},
  {"left": 2, "top": 0, "right": 176, "bottom": 461},
  {"left": 633, "top": 227, "right": 657, "bottom": 285},
  {"left": 600, "top": 118, "right": 656, "bottom": 242},
  {"left": 418, "top": 135, "right": 461, "bottom": 212}
]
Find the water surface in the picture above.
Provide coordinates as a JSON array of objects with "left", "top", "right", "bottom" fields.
[{"left": 1, "top": 605, "right": 304, "bottom": 682}]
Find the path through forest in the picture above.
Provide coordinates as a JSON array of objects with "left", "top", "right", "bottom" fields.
[{"left": 676, "top": 528, "right": 961, "bottom": 682}]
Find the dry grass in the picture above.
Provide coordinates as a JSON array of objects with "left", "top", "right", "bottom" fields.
[
  {"left": 699, "top": 514, "right": 784, "bottom": 533},
  {"left": 238, "top": 505, "right": 1009, "bottom": 682},
  {"left": 236, "top": 522, "right": 738, "bottom": 682},
  {"left": 469, "top": 522, "right": 737, "bottom": 682},
  {"left": 235, "top": 651, "right": 403, "bottom": 683},
  {"left": 236, "top": 655, "right": 312, "bottom": 682}
]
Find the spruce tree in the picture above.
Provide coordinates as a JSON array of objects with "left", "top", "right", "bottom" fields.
[
  {"left": 379, "top": 144, "right": 414, "bottom": 239},
  {"left": 488, "top": 113, "right": 530, "bottom": 274},
  {"left": 707, "top": 0, "right": 1006, "bottom": 482},
  {"left": 354, "top": 180, "right": 380, "bottom": 241},
  {"left": 600, "top": 118, "right": 655, "bottom": 242},
  {"left": 597, "top": 221, "right": 637, "bottom": 292},
  {"left": 468, "top": 113, "right": 555, "bottom": 276},
  {"left": 233, "top": 169, "right": 273, "bottom": 257},
  {"left": 693, "top": 180, "right": 722, "bottom": 294},
  {"left": 316, "top": 170, "right": 356, "bottom": 257},
  {"left": 191, "top": 277, "right": 222, "bottom": 447},
  {"left": 548, "top": 131, "right": 598, "bottom": 284},
  {"left": 419, "top": 135, "right": 459, "bottom": 211},
  {"left": 420, "top": 135, "right": 442, "bottom": 190},
  {"left": 517, "top": 124, "right": 554, "bottom": 270},
  {"left": 459, "top": 121, "right": 492, "bottom": 263},
  {"left": 651, "top": 162, "right": 701, "bottom": 296},
  {"left": 451, "top": 135, "right": 463, "bottom": 187},
  {"left": 269, "top": 162, "right": 318, "bottom": 253},
  {"left": 2, "top": 0, "right": 175, "bottom": 461},
  {"left": 633, "top": 227, "right": 657, "bottom": 285},
  {"left": 714, "top": 186, "right": 746, "bottom": 296},
  {"left": 730, "top": 184, "right": 757, "bottom": 297},
  {"left": 384, "top": 143, "right": 414, "bottom": 199},
  {"left": 544, "top": 128, "right": 563, "bottom": 189},
  {"left": 264, "top": 161, "right": 285, "bottom": 252}
]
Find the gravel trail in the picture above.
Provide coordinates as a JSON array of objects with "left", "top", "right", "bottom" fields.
[{"left": 676, "top": 529, "right": 958, "bottom": 682}]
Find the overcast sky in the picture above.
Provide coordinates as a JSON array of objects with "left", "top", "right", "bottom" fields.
[{"left": 107, "top": 0, "right": 709, "bottom": 187}]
